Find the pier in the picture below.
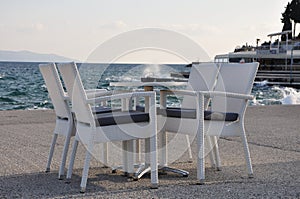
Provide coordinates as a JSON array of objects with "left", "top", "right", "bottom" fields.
[{"left": 0, "top": 107, "right": 299, "bottom": 198}]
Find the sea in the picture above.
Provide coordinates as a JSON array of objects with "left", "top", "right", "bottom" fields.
[{"left": 1, "top": 61, "right": 300, "bottom": 111}]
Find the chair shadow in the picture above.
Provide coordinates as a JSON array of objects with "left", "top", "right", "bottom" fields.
[
  {"left": 0, "top": 166, "right": 165, "bottom": 197},
  {"left": 0, "top": 160, "right": 299, "bottom": 197}
]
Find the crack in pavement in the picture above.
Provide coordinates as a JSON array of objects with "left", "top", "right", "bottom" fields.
[{"left": 220, "top": 137, "right": 300, "bottom": 153}]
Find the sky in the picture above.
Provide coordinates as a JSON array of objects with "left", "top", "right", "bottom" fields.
[{"left": 0, "top": 0, "right": 295, "bottom": 63}]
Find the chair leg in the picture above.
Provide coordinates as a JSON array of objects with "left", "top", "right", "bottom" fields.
[
  {"left": 185, "top": 135, "right": 193, "bottom": 162},
  {"left": 240, "top": 127, "right": 253, "bottom": 178},
  {"left": 197, "top": 131, "right": 205, "bottom": 184},
  {"left": 122, "top": 141, "right": 128, "bottom": 176},
  {"left": 212, "top": 136, "right": 221, "bottom": 171},
  {"left": 197, "top": 95, "right": 205, "bottom": 184},
  {"left": 127, "top": 140, "right": 135, "bottom": 177},
  {"left": 145, "top": 138, "right": 151, "bottom": 166},
  {"left": 150, "top": 131, "right": 158, "bottom": 189},
  {"left": 58, "top": 125, "right": 73, "bottom": 179},
  {"left": 80, "top": 149, "right": 93, "bottom": 193},
  {"left": 206, "top": 136, "right": 216, "bottom": 169},
  {"left": 46, "top": 133, "right": 58, "bottom": 172},
  {"left": 160, "top": 131, "right": 167, "bottom": 167},
  {"left": 135, "top": 139, "right": 141, "bottom": 164},
  {"left": 66, "top": 139, "right": 79, "bottom": 182},
  {"left": 102, "top": 142, "right": 108, "bottom": 168}
]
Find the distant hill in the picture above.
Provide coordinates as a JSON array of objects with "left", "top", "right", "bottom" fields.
[{"left": 0, "top": 50, "right": 77, "bottom": 62}]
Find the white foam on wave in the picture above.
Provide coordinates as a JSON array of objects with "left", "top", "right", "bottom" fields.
[
  {"left": 254, "top": 80, "right": 269, "bottom": 87},
  {"left": 273, "top": 86, "right": 300, "bottom": 105},
  {"left": 27, "top": 107, "right": 50, "bottom": 110},
  {"left": 251, "top": 97, "right": 282, "bottom": 106},
  {"left": 251, "top": 97, "right": 263, "bottom": 106}
]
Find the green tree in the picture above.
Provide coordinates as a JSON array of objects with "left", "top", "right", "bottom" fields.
[
  {"left": 290, "top": 0, "right": 300, "bottom": 38},
  {"left": 281, "top": 2, "right": 293, "bottom": 40}
]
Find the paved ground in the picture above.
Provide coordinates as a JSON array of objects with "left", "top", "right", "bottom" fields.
[{"left": 0, "top": 105, "right": 299, "bottom": 198}]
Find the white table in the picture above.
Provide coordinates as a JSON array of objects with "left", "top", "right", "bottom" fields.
[
  {"left": 110, "top": 81, "right": 188, "bottom": 91},
  {"left": 110, "top": 80, "right": 190, "bottom": 179}
]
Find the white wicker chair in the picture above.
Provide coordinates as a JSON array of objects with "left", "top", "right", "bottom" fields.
[
  {"left": 56, "top": 62, "right": 141, "bottom": 176},
  {"left": 159, "top": 62, "right": 259, "bottom": 184},
  {"left": 39, "top": 63, "right": 109, "bottom": 179},
  {"left": 157, "top": 63, "right": 220, "bottom": 176},
  {"left": 58, "top": 62, "right": 158, "bottom": 193},
  {"left": 202, "top": 62, "right": 259, "bottom": 181},
  {"left": 39, "top": 63, "right": 75, "bottom": 180}
]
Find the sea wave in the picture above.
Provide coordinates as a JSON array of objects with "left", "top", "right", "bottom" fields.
[
  {"left": 7, "top": 89, "right": 27, "bottom": 96},
  {"left": 0, "top": 75, "right": 17, "bottom": 81},
  {"left": 0, "top": 96, "right": 16, "bottom": 103},
  {"left": 273, "top": 86, "right": 300, "bottom": 105},
  {"left": 1, "top": 62, "right": 300, "bottom": 110}
]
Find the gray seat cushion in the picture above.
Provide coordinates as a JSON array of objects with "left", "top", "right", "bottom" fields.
[
  {"left": 204, "top": 110, "right": 239, "bottom": 121},
  {"left": 95, "top": 110, "right": 149, "bottom": 126},
  {"left": 158, "top": 107, "right": 239, "bottom": 122},
  {"left": 158, "top": 107, "right": 196, "bottom": 119},
  {"left": 92, "top": 106, "right": 121, "bottom": 114},
  {"left": 135, "top": 105, "right": 146, "bottom": 112}
]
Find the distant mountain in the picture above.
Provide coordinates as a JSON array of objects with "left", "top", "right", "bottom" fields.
[{"left": 0, "top": 50, "right": 78, "bottom": 62}]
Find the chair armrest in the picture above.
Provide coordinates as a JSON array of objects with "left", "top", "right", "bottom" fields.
[
  {"left": 160, "top": 89, "right": 197, "bottom": 97},
  {"left": 63, "top": 93, "right": 70, "bottom": 101},
  {"left": 86, "top": 89, "right": 107, "bottom": 93},
  {"left": 200, "top": 91, "right": 254, "bottom": 100},
  {"left": 86, "top": 89, "right": 109, "bottom": 98},
  {"left": 85, "top": 91, "right": 156, "bottom": 105},
  {"left": 160, "top": 90, "right": 253, "bottom": 100},
  {"left": 159, "top": 90, "right": 253, "bottom": 110},
  {"left": 86, "top": 90, "right": 136, "bottom": 98},
  {"left": 86, "top": 90, "right": 112, "bottom": 98},
  {"left": 160, "top": 89, "right": 196, "bottom": 103}
]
